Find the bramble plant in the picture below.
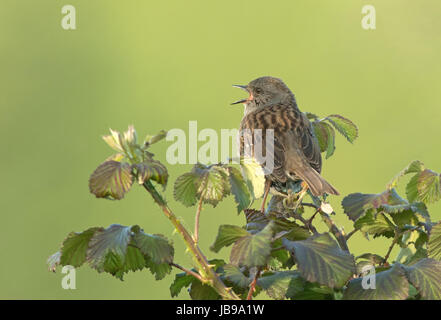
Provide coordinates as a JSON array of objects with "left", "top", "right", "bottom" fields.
[{"left": 47, "top": 114, "right": 441, "bottom": 300}]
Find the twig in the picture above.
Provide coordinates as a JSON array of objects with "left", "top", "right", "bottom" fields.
[
  {"left": 320, "top": 212, "right": 349, "bottom": 252},
  {"left": 247, "top": 269, "right": 261, "bottom": 300},
  {"left": 301, "top": 202, "right": 349, "bottom": 252},
  {"left": 194, "top": 197, "right": 203, "bottom": 244},
  {"left": 170, "top": 263, "right": 203, "bottom": 282},
  {"left": 383, "top": 236, "right": 399, "bottom": 265},
  {"left": 308, "top": 208, "right": 320, "bottom": 225},
  {"left": 302, "top": 202, "right": 318, "bottom": 209},
  {"left": 143, "top": 180, "right": 240, "bottom": 300},
  {"left": 345, "top": 229, "right": 358, "bottom": 241},
  {"left": 293, "top": 212, "right": 318, "bottom": 234}
]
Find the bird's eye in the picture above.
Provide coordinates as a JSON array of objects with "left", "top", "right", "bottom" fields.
[{"left": 255, "top": 88, "right": 262, "bottom": 94}]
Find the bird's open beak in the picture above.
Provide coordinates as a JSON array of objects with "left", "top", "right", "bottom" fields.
[{"left": 231, "top": 85, "right": 251, "bottom": 105}]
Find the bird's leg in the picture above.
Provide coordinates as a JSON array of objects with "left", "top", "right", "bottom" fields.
[
  {"left": 292, "top": 181, "right": 309, "bottom": 210},
  {"left": 260, "top": 179, "right": 271, "bottom": 213}
]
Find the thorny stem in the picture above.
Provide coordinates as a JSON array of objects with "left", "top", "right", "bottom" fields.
[
  {"left": 247, "top": 269, "right": 261, "bottom": 300},
  {"left": 143, "top": 181, "right": 240, "bottom": 300},
  {"left": 170, "top": 263, "right": 203, "bottom": 282},
  {"left": 194, "top": 197, "right": 203, "bottom": 244}
]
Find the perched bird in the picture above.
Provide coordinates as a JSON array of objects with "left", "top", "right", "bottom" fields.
[{"left": 232, "top": 76, "right": 339, "bottom": 211}]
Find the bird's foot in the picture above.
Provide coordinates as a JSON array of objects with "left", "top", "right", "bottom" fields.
[{"left": 282, "top": 182, "right": 309, "bottom": 211}]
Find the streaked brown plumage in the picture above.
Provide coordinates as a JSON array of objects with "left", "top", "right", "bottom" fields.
[{"left": 232, "top": 76, "right": 339, "bottom": 197}]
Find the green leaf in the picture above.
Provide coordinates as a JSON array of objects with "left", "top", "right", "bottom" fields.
[
  {"left": 146, "top": 258, "right": 172, "bottom": 280},
  {"left": 415, "top": 232, "right": 429, "bottom": 249},
  {"left": 402, "top": 258, "right": 441, "bottom": 300},
  {"left": 133, "top": 230, "right": 174, "bottom": 264},
  {"left": 222, "top": 264, "right": 251, "bottom": 288},
  {"left": 122, "top": 125, "right": 137, "bottom": 146},
  {"left": 342, "top": 189, "right": 406, "bottom": 221},
  {"left": 174, "top": 172, "right": 198, "bottom": 207},
  {"left": 170, "top": 272, "right": 194, "bottom": 298},
  {"left": 240, "top": 157, "right": 265, "bottom": 199},
  {"left": 406, "top": 174, "right": 420, "bottom": 203},
  {"left": 381, "top": 202, "right": 430, "bottom": 224},
  {"left": 193, "top": 164, "right": 229, "bottom": 207},
  {"left": 228, "top": 167, "right": 251, "bottom": 213},
  {"left": 230, "top": 222, "right": 274, "bottom": 268},
  {"left": 390, "top": 210, "right": 418, "bottom": 228},
  {"left": 354, "top": 211, "right": 395, "bottom": 238},
  {"left": 102, "top": 129, "right": 125, "bottom": 153},
  {"left": 325, "top": 114, "right": 358, "bottom": 143},
  {"left": 406, "top": 169, "right": 441, "bottom": 204},
  {"left": 86, "top": 224, "right": 133, "bottom": 276},
  {"left": 290, "top": 283, "right": 335, "bottom": 300},
  {"left": 103, "top": 126, "right": 141, "bottom": 160},
  {"left": 312, "top": 121, "right": 335, "bottom": 158},
  {"left": 210, "top": 225, "right": 249, "bottom": 253},
  {"left": 114, "top": 245, "right": 147, "bottom": 280},
  {"left": 89, "top": 160, "right": 133, "bottom": 200},
  {"left": 50, "top": 224, "right": 174, "bottom": 281},
  {"left": 257, "top": 271, "right": 305, "bottom": 300},
  {"left": 344, "top": 264, "right": 409, "bottom": 300},
  {"left": 171, "top": 262, "right": 227, "bottom": 298},
  {"left": 323, "top": 122, "right": 335, "bottom": 159},
  {"left": 428, "top": 222, "right": 441, "bottom": 260},
  {"left": 59, "top": 227, "right": 102, "bottom": 267},
  {"left": 171, "top": 259, "right": 227, "bottom": 298},
  {"left": 270, "top": 247, "right": 294, "bottom": 269},
  {"left": 282, "top": 233, "right": 355, "bottom": 288},
  {"left": 418, "top": 170, "right": 440, "bottom": 204},
  {"left": 189, "top": 280, "right": 221, "bottom": 300},
  {"left": 272, "top": 218, "right": 311, "bottom": 241},
  {"left": 133, "top": 159, "right": 168, "bottom": 186},
  {"left": 399, "top": 247, "right": 428, "bottom": 266},
  {"left": 387, "top": 160, "right": 424, "bottom": 190},
  {"left": 208, "top": 258, "right": 227, "bottom": 270},
  {"left": 312, "top": 121, "right": 328, "bottom": 153}
]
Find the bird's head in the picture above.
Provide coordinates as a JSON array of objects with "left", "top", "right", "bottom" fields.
[{"left": 231, "top": 76, "right": 296, "bottom": 112}]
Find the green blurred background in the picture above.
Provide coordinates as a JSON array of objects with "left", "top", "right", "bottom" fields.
[{"left": 1, "top": 0, "right": 440, "bottom": 299}]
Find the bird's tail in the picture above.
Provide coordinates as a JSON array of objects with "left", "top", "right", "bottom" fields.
[{"left": 290, "top": 165, "right": 339, "bottom": 197}]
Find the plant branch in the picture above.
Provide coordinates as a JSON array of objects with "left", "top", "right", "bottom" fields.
[
  {"left": 345, "top": 229, "right": 358, "bottom": 241},
  {"left": 308, "top": 208, "right": 320, "bottom": 225},
  {"left": 383, "top": 235, "right": 399, "bottom": 265},
  {"left": 319, "top": 212, "right": 349, "bottom": 252},
  {"left": 143, "top": 180, "right": 240, "bottom": 300},
  {"left": 170, "top": 262, "right": 203, "bottom": 282},
  {"left": 302, "top": 202, "right": 319, "bottom": 209},
  {"left": 293, "top": 212, "right": 318, "bottom": 234},
  {"left": 194, "top": 196, "right": 203, "bottom": 244},
  {"left": 302, "top": 202, "right": 349, "bottom": 252},
  {"left": 247, "top": 268, "right": 261, "bottom": 300}
]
